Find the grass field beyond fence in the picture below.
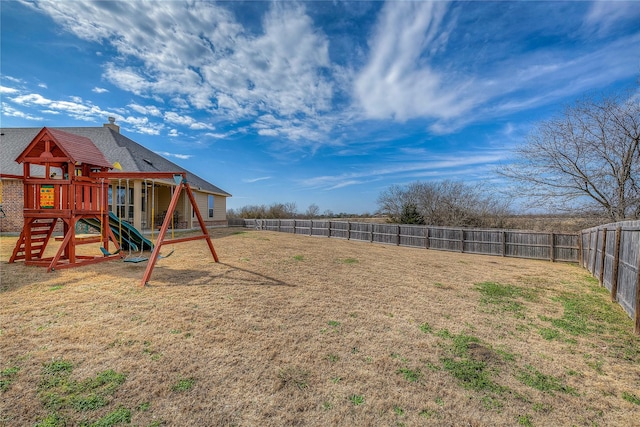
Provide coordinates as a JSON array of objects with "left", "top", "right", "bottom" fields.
[{"left": 2, "top": 229, "right": 639, "bottom": 426}]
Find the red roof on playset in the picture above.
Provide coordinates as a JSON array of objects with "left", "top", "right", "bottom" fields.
[{"left": 15, "top": 127, "right": 112, "bottom": 169}]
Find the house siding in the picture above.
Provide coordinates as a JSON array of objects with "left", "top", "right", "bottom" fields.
[
  {"left": 0, "top": 179, "right": 24, "bottom": 233},
  {"left": 192, "top": 192, "right": 227, "bottom": 227}
]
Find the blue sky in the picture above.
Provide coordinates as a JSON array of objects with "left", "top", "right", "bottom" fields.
[{"left": 2, "top": 1, "right": 639, "bottom": 214}]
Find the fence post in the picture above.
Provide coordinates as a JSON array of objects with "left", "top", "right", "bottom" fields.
[
  {"left": 397, "top": 225, "right": 400, "bottom": 246},
  {"left": 635, "top": 242, "right": 640, "bottom": 335},
  {"left": 550, "top": 232, "right": 555, "bottom": 262},
  {"left": 502, "top": 231, "right": 507, "bottom": 257},
  {"left": 370, "top": 223, "right": 374, "bottom": 243},
  {"left": 328, "top": 221, "right": 331, "bottom": 238},
  {"left": 598, "top": 228, "right": 607, "bottom": 286},
  {"left": 577, "top": 232, "right": 583, "bottom": 267},
  {"left": 425, "top": 226, "right": 430, "bottom": 249},
  {"left": 459, "top": 229, "right": 464, "bottom": 253},
  {"left": 591, "top": 229, "right": 599, "bottom": 273},
  {"left": 309, "top": 220, "right": 313, "bottom": 236},
  {"left": 347, "top": 222, "right": 351, "bottom": 240},
  {"left": 611, "top": 227, "right": 622, "bottom": 302},
  {"left": 293, "top": 219, "right": 296, "bottom": 234}
]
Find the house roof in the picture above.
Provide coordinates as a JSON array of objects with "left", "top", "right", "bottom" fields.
[
  {"left": 0, "top": 126, "right": 231, "bottom": 197},
  {"left": 15, "top": 127, "right": 112, "bottom": 168}
]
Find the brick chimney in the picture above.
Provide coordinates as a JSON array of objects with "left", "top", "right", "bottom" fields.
[{"left": 103, "top": 116, "right": 120, "bottom": 133}]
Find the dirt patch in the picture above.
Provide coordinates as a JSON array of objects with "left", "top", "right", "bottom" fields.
[{"left": 1, "top": 228, "right": 639, "bottom": 426}]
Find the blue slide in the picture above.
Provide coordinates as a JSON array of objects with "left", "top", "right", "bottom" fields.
[{"left": 79, "top": 212, "right": 154, "bottom": 252}]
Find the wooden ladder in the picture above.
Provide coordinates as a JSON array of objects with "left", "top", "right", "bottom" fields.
[{"left": 9, "top": 218, "right": 57, "bottom": 262}]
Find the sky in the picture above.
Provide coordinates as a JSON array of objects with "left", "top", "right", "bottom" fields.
[{"left": 1, "top": 1, "right": 639, "bottom": 215}]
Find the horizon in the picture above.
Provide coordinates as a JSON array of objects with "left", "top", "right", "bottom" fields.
[{"left": 2, "top": 1, "right": 639, "bottom": 214}]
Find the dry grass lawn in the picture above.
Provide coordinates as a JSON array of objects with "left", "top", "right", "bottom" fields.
[{"left": 1, "top": 228, "right": 639, "bottom": 427}]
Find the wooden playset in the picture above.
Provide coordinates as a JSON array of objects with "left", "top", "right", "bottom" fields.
[{"left": 8, "top": 127, "right": 219, "bottom": 286}]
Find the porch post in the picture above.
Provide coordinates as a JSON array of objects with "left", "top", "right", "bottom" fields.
[{"left": 133, "top": 180, "right": 142, "bottom": 230}]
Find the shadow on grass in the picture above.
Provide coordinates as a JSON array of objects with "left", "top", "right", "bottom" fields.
[{"left": 149, "top": 262, "right": 296, "bottom": 288}]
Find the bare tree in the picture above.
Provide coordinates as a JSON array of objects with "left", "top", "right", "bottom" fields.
[
  {"left": 305, "top": 203, "right": 320, "bottom": 218},
  {"left": 377, "top": 180, "right": 510, "bottom": 227},
  {"left": 232, "top": 202, "right": 298, "bottom": 219},
  {"left": 500, "top": 88, "right": 640, "bottom": 221},
  {"left": 377, "top": 182, "right": 421, "bottom": 223}
]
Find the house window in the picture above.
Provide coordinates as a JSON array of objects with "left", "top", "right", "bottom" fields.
[
  {"left": 208, "top": 195, "right": 214, "bottom": 218},
  {"left": 114, "top": 185, "right": 134, "bottom": 222},
  {"left": 115, "top": 186, "right": 126, "bottom": 219},
  {"left": 127, "top": 187, "right": 134, "bottom": 222}
]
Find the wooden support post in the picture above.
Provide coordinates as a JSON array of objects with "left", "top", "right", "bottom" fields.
[
  {"left": 460, "top": 229, "right": 464, "bottom": 253},
  {"left": 550, "top": 232, "right": 555, "bottom": 262},
  {"left": 67, "top": 217, "right": 76, "bottom": 264},
  {"left": 370, "top": 223, "right": 374, "bottom": 243},
  {"left": 48, "top": 220, "right": 72, "bottom": 272},
  {"left": 610, "top": 227, "right": 622, "bottom": 302},
  {"left": 598, "top": 228, "right": 607, "bottom": 286},
  {"left": 397, "top": 225, "right": 400, "bottom": 246},
  {"left": 184, "top": 183, "right": 218, "bottom": 262}
]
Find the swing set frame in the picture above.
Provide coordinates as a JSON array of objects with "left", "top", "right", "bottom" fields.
[{"left": 93, "top": 171, "right": 219, "bottom": 286}]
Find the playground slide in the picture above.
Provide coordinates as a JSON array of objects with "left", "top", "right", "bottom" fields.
[{"left": 78, "top": 213, "right": 154, "bottom": 252}]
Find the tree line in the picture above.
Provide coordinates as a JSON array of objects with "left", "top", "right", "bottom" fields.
[{"left": 227, "top": 202, "right": 374, "bottom": 220}]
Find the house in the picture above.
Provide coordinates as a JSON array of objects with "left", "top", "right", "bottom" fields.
[{"left": 0, "top": 119, "right": 231, "bottom": 234}]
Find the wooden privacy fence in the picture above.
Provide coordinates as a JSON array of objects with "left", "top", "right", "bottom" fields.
[
  {"left": 580, "top": 220, "right": 640, "bottom": 334},
  {"left": 230, "top": 219, "right": 579, "bottom": 262}
]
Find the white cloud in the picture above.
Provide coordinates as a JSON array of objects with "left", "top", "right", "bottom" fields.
[
  {"left": 299, "top": 151, "right": 507, "bottom": 191},
  {"left": 38, "top": 82, "right": 48, "bottom": 89},
  {"left": 156, "top": 151, "right": 193, "bottom": 160},
  {"left": 120, "top": 115, "right": 164, "bottom": 135},
  {"left": 164, "top": 111, "right": 214, "bottom": 130},
  {"left": 168, "top": 129, "right": 179, "bottom": 137},
  {"left": 92, "top": 87, "right": 109, "bottom": 93},
  {"left": 354, "top": 1, "right": 640, "bottom": 135},
  {"left": 10, "top": 92, "right": 115, "bottom": 122},
  {"left": 27, "top": 1, "right": 336, "bottom": 143},
  {"left": 19, "top": 1, "right": 640, "bottom": 144},
  {"left": 1, "top": 102, "right": 43, "bottom": 120},
  {"left": 128, "top": 102, "right": 162, "bottom": 117},
  {"left": 243, "top": 176, "right": 272, "bottom": 183},
  {"left": 103, "top": 64, "right": 153, "bottom": 96},
  {"left": 354, "top": 2, "right": 477, "bottom": 122},
  {"left": 2, "top": 76, "right": 23, "bottom": 83},
  {"left": 204, "top": 131, "right": 233, "bottom": 139},
  {"left": 584, "top": 1, "right": 640, "bottom": 36},
  {"left": 0, "top": 86, "right": 19, "bottom": 94}
]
